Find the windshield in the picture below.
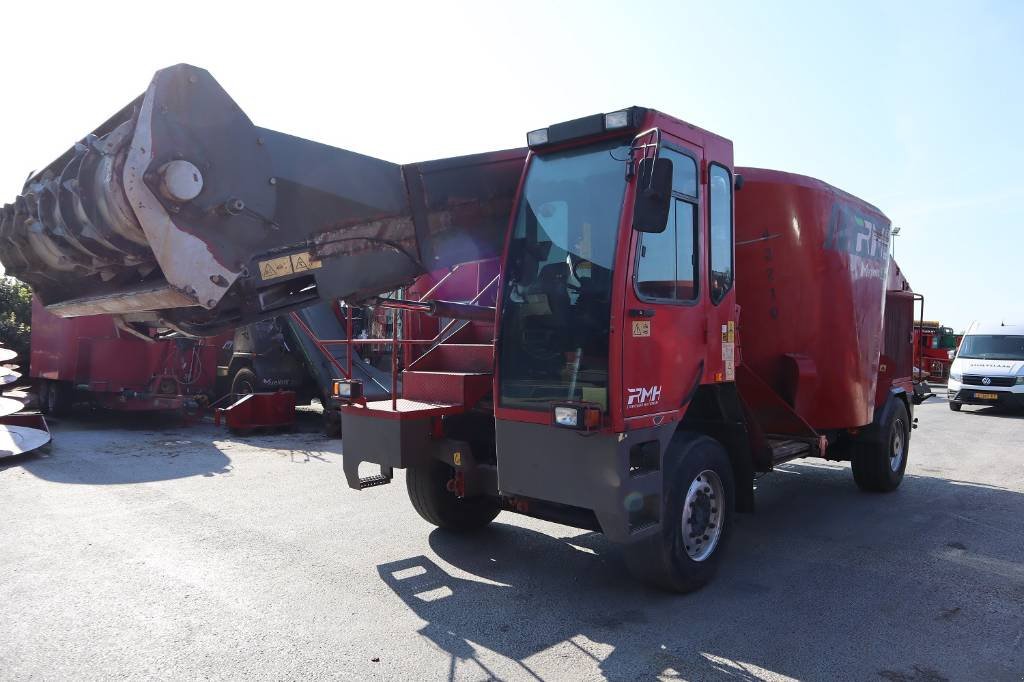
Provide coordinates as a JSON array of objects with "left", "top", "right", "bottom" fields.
[
  {"left": 957, "top": 335, "right": 1024, "bottom": 360},
  {"left": 498, "top": 140, "right": 629, "bottom": 411}
]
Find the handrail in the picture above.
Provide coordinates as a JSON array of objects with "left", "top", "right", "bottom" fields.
[
  {"left": 428, "top": 274, "right": 500, "bottom": 348},
  {"left": 292, "top": 260, "right": 499, "bottom": 412}
]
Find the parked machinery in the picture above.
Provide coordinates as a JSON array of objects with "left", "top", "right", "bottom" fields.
[
  {"left": 30, "top": 299, "right": 225, "bottom": 414},
  {"left": 0, "top": 65, "right": 924, "bottom": 591}
]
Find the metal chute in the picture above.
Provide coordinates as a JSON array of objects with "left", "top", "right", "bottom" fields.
[{"left": 1, "top": 64, "right": 526, "bottom": 335}]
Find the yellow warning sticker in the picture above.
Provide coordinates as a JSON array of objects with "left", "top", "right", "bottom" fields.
[
  {"left": 259, "top": 256, "right": 293, "bottom": 280},
  {"left": 290, "top": 252, "right": 322, "bottom": 273},
  {"left": 632, "top": 320, "right": 651, "bottom": 337},
  {"left": 258, "top": 251, "right": 321, "bottom": 280}
]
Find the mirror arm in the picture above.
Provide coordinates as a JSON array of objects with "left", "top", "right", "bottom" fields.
[{"left": 628, "top": 127, "right": 662, "bottom": 187}]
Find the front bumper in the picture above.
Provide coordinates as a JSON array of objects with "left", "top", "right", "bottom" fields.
[
  {"left": 494, "top": 419, "right": 675, "bottom": 543},
  {"left": 948, "top": 380, "right": 1024, "bottom": 409}
]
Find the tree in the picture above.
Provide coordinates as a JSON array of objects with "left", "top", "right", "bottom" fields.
[{"left": 0, "top": 277, "right": 32, "bottom": 363}]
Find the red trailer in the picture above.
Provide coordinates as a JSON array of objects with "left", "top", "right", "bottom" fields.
[{"left": 30, "top": 299, "right": 224, "bottom": 415}]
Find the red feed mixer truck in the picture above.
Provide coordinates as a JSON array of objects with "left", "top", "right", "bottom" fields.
[{"left": 0, "top": 65, "right": 922, "bottom": 591}]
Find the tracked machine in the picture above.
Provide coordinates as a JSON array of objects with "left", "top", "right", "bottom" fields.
[{"left": 0, "top": 65, "right": 923, "bottom": 591}]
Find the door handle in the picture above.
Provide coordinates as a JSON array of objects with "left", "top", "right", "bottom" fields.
[{"left": 628, "top": 308, "right": 655, "bottom": 318}]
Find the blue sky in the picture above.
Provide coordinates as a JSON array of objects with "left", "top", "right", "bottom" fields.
[{"left": 1, "top": 1, "right": 1021, "bottom": 330}]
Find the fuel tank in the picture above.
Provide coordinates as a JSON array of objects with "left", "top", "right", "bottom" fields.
[{"left": 735, "top": 167, "right": 898, "bottom": 429}]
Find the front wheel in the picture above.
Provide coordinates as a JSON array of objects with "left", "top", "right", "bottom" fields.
[
  {"left": 948, "top": 401, "right": 962, "bottom": 412},
  {"left": 624, "top": 435, "right": 735, "bottom": 593},
  {"left": 852, "top": 399, "right": 910, "bottom": 492},
  {"left": 406, "top": 459, "right": 499, "bottom": 531}
]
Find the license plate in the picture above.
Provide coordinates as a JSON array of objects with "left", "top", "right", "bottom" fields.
[{"left": 974, "top": 392, "right": 999, "bottom": 400}]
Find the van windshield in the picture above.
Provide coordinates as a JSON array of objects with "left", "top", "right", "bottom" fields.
[{"left": 957, "top": 335, "right": 1024, "bottom": 360}]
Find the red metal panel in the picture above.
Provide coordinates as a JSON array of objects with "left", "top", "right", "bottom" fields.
[
  {"left": 734, "top": 168, "right": 894, "bottom": 430},
  {"left": 30, "top": 296, "right": 225, "bottom": 407},
  {"left": 215, "top": 391, "right": 296, "bottom": 430}
]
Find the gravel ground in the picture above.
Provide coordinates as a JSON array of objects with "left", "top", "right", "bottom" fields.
[{"left": 1, "top": 393, "right": 1023, "bottom": 681}]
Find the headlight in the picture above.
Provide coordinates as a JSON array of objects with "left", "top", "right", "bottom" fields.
[
  {"left": 1017, "top": 376, "right": 1024, "bottom": 385},
  {"left": 332, "top": 379, "right": 362, "bottom": 401},
  {"left": 553, "top": 406, "right": 579, "bottom": 427},
  {"left": 551, "top": 403, "right": 602, "bottom": 430},
  {"left": 949, "top": 371, "right": 962, "bottom": 381}
]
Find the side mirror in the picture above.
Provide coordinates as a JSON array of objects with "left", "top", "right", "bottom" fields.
[{"left": 632, "top": 157, "right": 673, "bottom": 233}]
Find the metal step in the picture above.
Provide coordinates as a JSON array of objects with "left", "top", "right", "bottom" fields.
[
  {"left": 768, "top": 439, "right": 812, "bottom": 463},
  {"left": 356, "top": 473, "right": 393, "bottom": 489}
]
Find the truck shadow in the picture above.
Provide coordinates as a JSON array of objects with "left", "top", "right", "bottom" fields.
[
  {"left": 378, "top": 463, "right": 1024, "bottom": 681},
  {"left": 4, "top": 412, "right": 233, "bottom": 484}
]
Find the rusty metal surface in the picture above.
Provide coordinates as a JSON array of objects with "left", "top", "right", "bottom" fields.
[{"left": 0, "top": 64, "right": 526, "bottom": 337}]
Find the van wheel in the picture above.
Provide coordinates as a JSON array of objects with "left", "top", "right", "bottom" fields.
[
  {"left": 624, "top": 435, "right": 734, "bottom": 593},
  {"left": 406, "top": 459, "right": 499, "bottom": 531},
  {"left": 948, "top": 401, "right": 962, "bottom": 412},
  {"left": 852, "top": 399, "right": 909, "bottom": 492}
]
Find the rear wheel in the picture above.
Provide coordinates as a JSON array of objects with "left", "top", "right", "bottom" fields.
[
  {"left": 852, "top": 399, "right": 909, "bottom": 492},
  {"left": 45, "top": 380, "right": 73, "bottom": 417},
  {"left": 406, "top": 459, "right": 499, "bottom": 531},
  {"left": 624, "top": 435, "right": 735, "bottom": 593},
  {"left": 230, "top": 367, "right": 258, "bottom": 398},
  {"left": 37, "top": 381, "right": 51, "bottom": 415}
]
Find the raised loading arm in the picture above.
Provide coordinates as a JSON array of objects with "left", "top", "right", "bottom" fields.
[{"left": 0, "top": 64, "right": 526, "bottom": 335}]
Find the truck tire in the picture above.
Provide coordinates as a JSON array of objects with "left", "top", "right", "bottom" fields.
[
  {"left": 406, "top": 459, "right": 500, "bottom": 531},
  {"left": 948, "top": 401, "right": 962, "bottom": 412},
  {"left": 852, "top": 399, "right": 909, "bottom": 492},
  {"left": 37, "top": 381, "right": 51, "bottom": 415},
  {"left": 624, "top": 435, "right": 735, "bottom": 593},
  {"left": 323, "top": 409, "right": 342, "bottom": 438},
  {"left": 230, "top": 367, "right": 258, "bottom": 397},
  {"left": 45, "top": 380, "right": 73, "bottom": 417}
]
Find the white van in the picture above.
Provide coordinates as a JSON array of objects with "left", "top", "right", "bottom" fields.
[{"left": 947, "top": 322, "right": 1024, "bottom": 412}]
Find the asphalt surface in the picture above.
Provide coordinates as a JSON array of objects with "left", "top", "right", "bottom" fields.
[{"left": 2, "top": 393, "right": 1023, "bottom": 681}]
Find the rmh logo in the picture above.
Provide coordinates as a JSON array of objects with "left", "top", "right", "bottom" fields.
[{"left": 627, "top": 385, "right": 662, "bottom": 407}]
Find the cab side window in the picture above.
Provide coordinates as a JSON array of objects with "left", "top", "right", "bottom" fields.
[
  {"left": 635, "top": 149, "right": 699, "bottom": 303},
  {"left": 709, "top": 164, "right": 734, "bottom": 304},
  {"left": 634, "top": 150, "right": 700, "bottom": 301}
]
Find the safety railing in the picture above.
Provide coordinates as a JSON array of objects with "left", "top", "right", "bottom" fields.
[{"left": 287, "top": 259, "right": 499, "bottom": 410}]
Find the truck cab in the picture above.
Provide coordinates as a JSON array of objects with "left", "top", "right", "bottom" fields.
[
  {"left": 491, "top": 109, "right": 741, "bottom": 560},
  {"left": 948, "top": 322, "right": 1024, "bottom": 411}
]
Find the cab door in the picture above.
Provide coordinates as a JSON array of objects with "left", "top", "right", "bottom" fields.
[{"left": 620, "top": 142, "right": 707, "bottom": 421}]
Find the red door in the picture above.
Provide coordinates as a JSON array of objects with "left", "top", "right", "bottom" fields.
[{"left": 621, "top": 140, "right": 707, "bottom": 422}]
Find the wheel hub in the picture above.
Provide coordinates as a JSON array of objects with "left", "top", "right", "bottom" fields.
[
  {"left": 681, "top": 470, "right": 725, "bottom": 562},
  {"left": 890, "top": 418, "right": 905, "bottom": 472}
]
